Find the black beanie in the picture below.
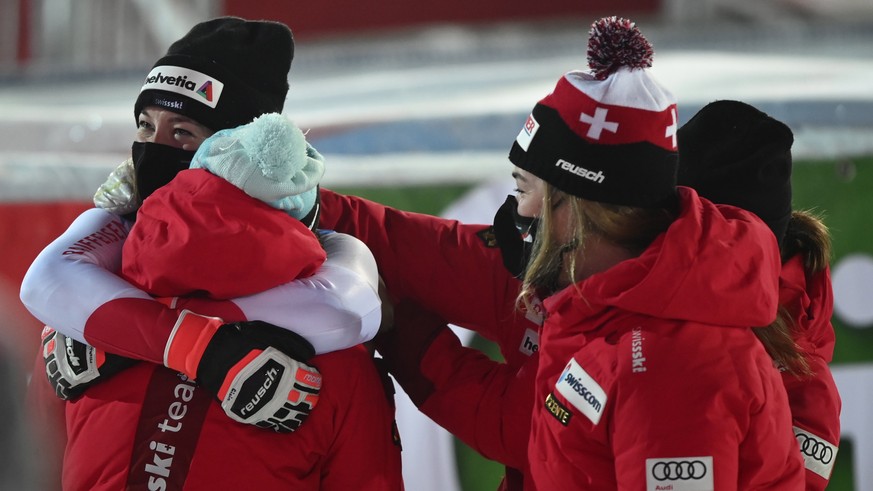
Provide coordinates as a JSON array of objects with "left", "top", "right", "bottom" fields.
[
  {"left": 677, "top": 100, "right": 793, "bottom": 246},
  {"left": 134, "top": 16, "right": 294, "bottom": 132},
  {"left": 508, "top": 17, "right": 679, "bottom": 208}
]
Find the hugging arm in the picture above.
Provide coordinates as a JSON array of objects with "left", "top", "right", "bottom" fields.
[
  {"left": 20, "top": 209, "right": 381, "bottom": 361},
  {"left": 21, "top": 210, "right": 380, "bottom": 431}
]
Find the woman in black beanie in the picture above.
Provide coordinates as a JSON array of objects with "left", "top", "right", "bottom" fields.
[
  {"left": 677, "top": 99, "right": 841, "bottom": 490},
  {"left": 21, "top": 17, "right": 403, "bottom": 491}
]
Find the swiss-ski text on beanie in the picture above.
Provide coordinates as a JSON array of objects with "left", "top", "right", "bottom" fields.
[
  {"left": 134, "top": 16, "right": 294, "bottom": 132},
  {"left": 509, "top": 17, "right": 679, "bottom": 207}
]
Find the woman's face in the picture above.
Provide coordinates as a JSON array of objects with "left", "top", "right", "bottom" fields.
[
  {"left": 512, "top": 166, "right": 572, "bottom": 238},
  {"left": 512, "top": 166, "right": 547, "bottom": 218},
  {"left": 136, "top": 106, "right": 214, "bottom": 151}
]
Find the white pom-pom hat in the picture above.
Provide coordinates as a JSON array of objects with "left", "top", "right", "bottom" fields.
[{"left": 191, "top": 113, "right": 325, "bottom": 221}]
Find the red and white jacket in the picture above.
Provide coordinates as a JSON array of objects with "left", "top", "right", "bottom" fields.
[
  {"left": 529, "top": 188, "right": 804, "bottom": 489},
  {"left": 20, "top": 178, "right": 401, "bottom": 490},
  {"left": 20, "top": 209, "right": 381, "bottom": 359}
]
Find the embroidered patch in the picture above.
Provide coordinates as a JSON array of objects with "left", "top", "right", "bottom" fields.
[
  {"left": 646, "top": 456, "right": 714, "bottom": 491},
  {"left": 475, "top": 226, "right": 498, "bottom": 248},
  {"left": 554, "top": 358, "right": 606, "bottom": 425},
  {"left": 524, "top": 296, "right": 545, "bottom": 326},
  {"left": 516, "top": 113, "right": 540, "bottom": 151},
  {"left": 544, "top": 392, "right": 572, "bottom": 426},
  {"left": 794, "top": 426, "right": 838, "bottom": 479},
  {"left": 518, "top": 328, "right": 539, "bottom": 356}
]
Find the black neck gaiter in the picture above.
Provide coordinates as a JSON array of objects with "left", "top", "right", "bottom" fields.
[
  {"left": 492, "top": 194, "right": 539, "bottom": 279},
  {"left": 131, "top": 141, "right": 196, "bottom": 202}
]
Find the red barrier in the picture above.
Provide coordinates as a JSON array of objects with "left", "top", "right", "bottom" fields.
[
  {"left": 1, "top": 202, "right": 92, "bottom": 358},
  {"left": 224, "top": 0, "right": 659, "bottom": 39},
  {"left": 15, "top": 0, "right": 32, "bottom": 64}
]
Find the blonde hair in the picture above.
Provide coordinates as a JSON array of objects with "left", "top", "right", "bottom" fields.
[
  {"left": 518, "top": 187, "right": 825, "bottom": 379},
  {"left": 518, "top": 184, "right": 676, "bottom": 306}
]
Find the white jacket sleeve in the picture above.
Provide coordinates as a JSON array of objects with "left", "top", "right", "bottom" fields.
[
  {"left": 20, "top": 209, "right": 381, "bottom": 354},
  {"left": 19, "top": 208, "right": 148, "bottom": 344},
  {"left": 232, "top": 231, "right": 382, "bottom": 353}
]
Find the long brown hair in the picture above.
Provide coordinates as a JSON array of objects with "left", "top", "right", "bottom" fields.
[{"left": 753, "top": 210, "right": 831, "bottom": 377}]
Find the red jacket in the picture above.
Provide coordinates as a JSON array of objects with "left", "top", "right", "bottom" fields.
[
  {"left": 530, "top": 189, "right": 804, "bottom": 489},
  {"left": 61, "top": 341, "right": 401, "bottom": 490},
  {"left": 320, "top": 189, "right": 539, "bottom": 489},
  {"left": 779, "top": 256, "right": 840, "bottom": 489},
  {"left": 320, "top": 188, "right": 838, "bottom": 490},
  {"left": 26, "top": 300, "right": 402, "bottom": 491},
  {"left": 42, "top": 177, "right": 402, "bottom": 490},
  {"left": 319, "top": 189, "right": 533, "bottom": 372},
  {"left": 27, "top": 310, "right": 401, "bottom": 491},
  {"left": 122, "top": 169, "right": 325, "bottom": 299}
]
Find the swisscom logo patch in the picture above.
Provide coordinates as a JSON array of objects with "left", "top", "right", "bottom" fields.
[{"left": 554, "top": 358, "right": 607, "bottom": 425}]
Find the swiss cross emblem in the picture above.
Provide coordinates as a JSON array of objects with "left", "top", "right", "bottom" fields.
[{"left": 579, "top": 107, "right": 619, "bottom": 139}]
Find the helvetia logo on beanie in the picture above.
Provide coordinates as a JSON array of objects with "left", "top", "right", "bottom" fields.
[
  {"left": 197, "top": 81, "right": 213, "bottom": 102},
  {"left": 141, "top": 66, "right": 225, "bottom": 108}
]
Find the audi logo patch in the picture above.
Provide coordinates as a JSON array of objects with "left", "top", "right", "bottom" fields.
[
  {"left": 794, "top": 426, "right": 838, "bottom": 479},
  {"left": 645, "top": 456, "right": 713, "bottom": 491}
]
